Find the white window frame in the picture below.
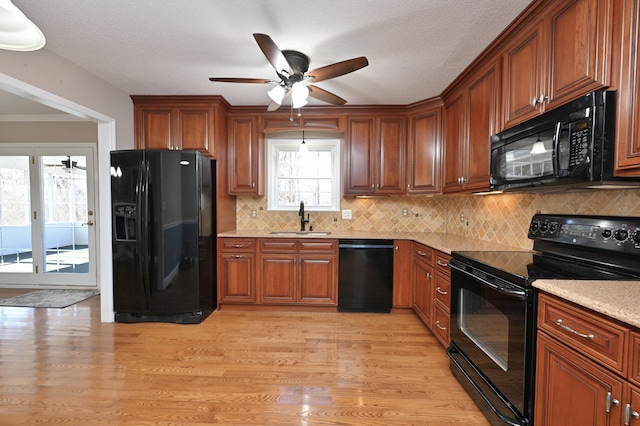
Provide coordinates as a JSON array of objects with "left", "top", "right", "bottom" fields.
[{"left": 266, "top": 137, "right": 341, "bottom": 212}]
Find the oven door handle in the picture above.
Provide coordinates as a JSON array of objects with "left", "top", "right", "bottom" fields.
[{"left": 449, "top": 263, "right": 527, "bottom": 299}]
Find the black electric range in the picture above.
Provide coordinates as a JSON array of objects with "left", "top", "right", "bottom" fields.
[
  {"left": 447, "top": 214, "right": 640, "bottom": 426},
  {"left": 452, "top": 214, "right": 640, "bottom": 286}
]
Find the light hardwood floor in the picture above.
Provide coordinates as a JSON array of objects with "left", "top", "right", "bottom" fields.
[{"left": 0, "top": 295, "right": 490, "bottom": 425}]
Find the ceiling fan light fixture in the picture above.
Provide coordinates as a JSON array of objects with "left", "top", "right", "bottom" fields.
[
  {"left": 267, "top": 85, "right": 285, "bottom": 104},
  {"left": 291, "top": 82, "right": 309, "bottom": 108},
  {"left": 531, "top": 141, "right": 547, "bottom": 154},
  {"left": 0, "top": 0, "right": 45, "bottom": 51}
]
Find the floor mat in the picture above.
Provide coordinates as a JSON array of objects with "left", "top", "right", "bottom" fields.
[{"left": 0, "top": 289, "right": 100, "bottom": 308}]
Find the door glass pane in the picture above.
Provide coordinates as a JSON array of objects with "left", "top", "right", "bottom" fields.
[
  {"left": 41, "top": 155, "right": 89, "bottom": 274},
  {"left": 0, "top": 156, "right": 33, "bottom": 273}
]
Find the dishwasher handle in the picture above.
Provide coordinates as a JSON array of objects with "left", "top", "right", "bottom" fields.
[{"left": 339, "top": 243, "right": 394, "bottom": 249}]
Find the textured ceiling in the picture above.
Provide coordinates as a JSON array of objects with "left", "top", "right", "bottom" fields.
[{"left": 7, "top": 0, "right": 532, "bottom": 111}]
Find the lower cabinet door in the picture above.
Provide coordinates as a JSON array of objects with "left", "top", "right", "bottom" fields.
[
  {"left": 259, "top": 254, "right": 296, "bottom": 304},
  {"left": 535, "top": 333, "right": 624, "bottom": 426},
  {"left": 219, "top": 253, "right": 256, "bottom": 303},
  {"left": 298, "top": 255, "right": 337, "bottom": 305}
]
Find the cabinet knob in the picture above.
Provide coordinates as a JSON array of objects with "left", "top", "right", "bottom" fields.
[
  {"left": 625, "top": 404, "right": 639, "bottom": 425},
  {"left": 606, "top": 392, "right": 620, "bottom": 413}
]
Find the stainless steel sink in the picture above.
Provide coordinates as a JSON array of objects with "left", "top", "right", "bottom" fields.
[{"left": 269, "top": 231, "right": 331, "bottom": 236}]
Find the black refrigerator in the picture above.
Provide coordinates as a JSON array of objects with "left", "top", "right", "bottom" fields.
[{"left": 110, "top": 150, "right": 216, "bottom": 323}]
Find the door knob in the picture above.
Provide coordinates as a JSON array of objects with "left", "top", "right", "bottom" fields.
[{"left": 82, "top": 221, "right": 94, "bottom": 226}]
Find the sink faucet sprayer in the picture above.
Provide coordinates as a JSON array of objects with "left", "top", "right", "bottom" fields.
[{"left": 299, "top": 201, "right": 310, "bottom": 231}]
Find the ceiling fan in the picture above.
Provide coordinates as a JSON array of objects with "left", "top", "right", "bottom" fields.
[
  {"left": 209, "top": 33, "right": 368, "bottom": 111},
  {"left": 44, "top": 156, "right": 86, "bottom": 171}
]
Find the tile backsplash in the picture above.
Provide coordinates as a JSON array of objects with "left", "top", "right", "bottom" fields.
[{"left": 235, "top": 189, "right": 640, "bottom": 250}]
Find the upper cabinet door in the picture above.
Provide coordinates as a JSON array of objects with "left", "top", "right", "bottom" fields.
[
  {"left": 135, "top": 107, "right": 174, "bottom": 150},
  {"left": 616, "top": 0, "right": 640, "bottom": 175},
  {"left": 546, "top": 0, "right": 612, "bottom": 108},
  {"left": 502, "top": 21, "right": 545, "bottom": 128},
  {"left": 407, "top": 106, "right": 442, "bottom": 194},
  {"left": 344, "top": 117, "right": 376, "bottom": 195},
  {"left": 377, "top": 116, "right": 406, "bottom": 194},
  {"left": 228, "top": 116, "right": 262, "bottom": 195},
  {"left": 502, "top": 0, "right": 612, "bottom": 129},
  {"left": 177, "top": 107, "right": 214, "bottom": 154}
]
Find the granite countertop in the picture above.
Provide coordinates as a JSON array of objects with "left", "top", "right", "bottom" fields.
[
  {"left": 217, "top": 230, "right": 523, "bottom": 255},
  {"left": 533, "top": 280, "right": 640, "bottom": 329}
]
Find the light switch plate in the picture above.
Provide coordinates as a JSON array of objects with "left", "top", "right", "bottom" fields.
[{"left": 341, "top": 209, "right": 352, "bottom": 220}]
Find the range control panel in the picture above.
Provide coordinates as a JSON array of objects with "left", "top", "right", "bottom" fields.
[{"left": 529, "top": 214, "right": 640, "bottom": 252}]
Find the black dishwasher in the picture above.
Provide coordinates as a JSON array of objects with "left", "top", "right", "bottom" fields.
[{"left": 338, "top": 239, "right": 394, "bottom": 313}]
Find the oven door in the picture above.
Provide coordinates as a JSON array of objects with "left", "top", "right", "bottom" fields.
[{"left": 448, "top": 260, "right": 536, "bottom": 426}]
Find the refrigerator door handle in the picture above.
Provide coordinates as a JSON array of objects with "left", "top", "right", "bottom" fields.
[{"left": 138, "top": 159, "right": 151, "bottom": 306}]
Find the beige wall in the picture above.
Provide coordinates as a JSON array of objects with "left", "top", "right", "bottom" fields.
[
  {"left": 235, "top": 189, "right": 640, "bottom": 250},
  {"left": 0, "top": 121, "right": 98, "bottom": 142},
  {"left": 0, "top": 48, "right": 133, "bottom": 148}
]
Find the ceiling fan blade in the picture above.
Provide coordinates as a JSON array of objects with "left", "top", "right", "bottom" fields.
[
  {"left": 209, "top": 77, "right": 273, "bottom": 84},
  {"left": 253, "top": 33, "right": 292, "bottom": 78},
  {"left": 308, "top": 85, "right": 347, "bottom": 106},
  {"left": 267, "top": 101, "right": 281, "bottom": 112},
  {"left": 306, "top": 57, "right": 369, "bottom": 83}
]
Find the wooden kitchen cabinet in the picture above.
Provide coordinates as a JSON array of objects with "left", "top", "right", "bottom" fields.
[
  {"left": 258, "top": 239, "right": 338, "bottom": 306},
  {"left": 502, "top": 0, "right": 613, "bottom": 129},
  {"left": 392, "top": 240, "right": 413, "bottom": 310},
  {"left": 432, "top": 251, "right": 451, "bottom": 347},
  {"left": 132, "top": 96, "right": 227, "bottom": 159},
  {"left": 614, "top": 0, "right": 640, "bottom": 176},
  {"left": 217, "top": 238, "right": 257, "bottom": 305},
  {"left": 536, "top": 332, "right": 624, "bottom": 426},
  {"left": 343, "top": 115, "right": 406, "bottom": 196},
  {"left": 442, "top": 59, "right": 499, "bottom": 193},
  {"left": 406, "top": 101, "right": 443, "bottom": 194},
  {"left": 228, "top": 115, "right": 262, "bottom": 195},
  {"left": 412, "top": 242, "right": 434, "bottom": 328},
  {"left": 535, "top": 293, "right": 640, "bottom": 426}
]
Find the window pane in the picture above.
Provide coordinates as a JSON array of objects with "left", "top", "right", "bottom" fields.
[
  {"left": 0, "top": 156, "right": 33, "bottom": 272},
  {"left": 268, "top": 139, "right": 340, "bottom": 211}
]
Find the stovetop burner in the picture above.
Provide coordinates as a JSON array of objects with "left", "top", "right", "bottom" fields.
[{"left": 452, "top": 214, "right": 640, "bottom": 286}]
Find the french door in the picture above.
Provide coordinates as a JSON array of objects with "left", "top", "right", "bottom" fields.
[{"left": 0, "top": 145, "right": 97, "bottom": 288}]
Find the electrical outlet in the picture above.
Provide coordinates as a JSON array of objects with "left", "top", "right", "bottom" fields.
[
  {"left": 251, "top": 210, "right": 257, "bottom": 219},
  {"left": 402, "top": 208, "right": 408, "bottom": 217},
  {"left": 341, "top": 209, "right": 352, "bottom": 220}
]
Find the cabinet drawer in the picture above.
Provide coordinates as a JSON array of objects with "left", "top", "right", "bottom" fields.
[
  {"left": 434, "top": 270, "right": 450, "bottom": 309},
  {"left": 413, "top": 243, "right": 434, "bottom": 264},
  {"left": 259, "top": 239, "right": 298, "bottom": 253},
  {"left": 538, "top": 294, "right": 629, "bottom": 374},
  {"left": 299, "top": 239, "right": 337, "bottom": 253},
  {"left": 435, "top": 252, "right": 451, "bottom": 275},
  {"left": 433, "top": 303, "right": 450, "bottom": 347},
  {"left": 220, "top": 238, "right": 255, "bottom": 252}
]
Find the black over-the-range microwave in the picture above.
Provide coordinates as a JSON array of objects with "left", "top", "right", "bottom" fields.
[{"left": 490, "top": 90, "right": 640, "bottom": 192}]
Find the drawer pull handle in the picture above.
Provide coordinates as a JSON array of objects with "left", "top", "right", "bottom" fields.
[
  {"left": 554, "top": 319, "right": 594, "bottom": 340},
  {"left": 435, "top": 320, "right": 447, "bottom": 330},
  {"left": 231, "top": 244, "right": 245, "bottom": 248},
  {"left": 230, "top": 255, "right": 244, "bottom": 259},
  {"left": 417, "top": 250, "right": 427, "bottom": 256},
  {"left": 436, "top": 286, "right": 448, "bottom": 295},
  {"left": 606, "top": 392, "right": 620, "bottom": 413},
  {"left": 436, "top": 260, "right": 449, "bottom": 267},
  {"left": 625, "top": 404, "right": 640, "bottom": 425}
]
